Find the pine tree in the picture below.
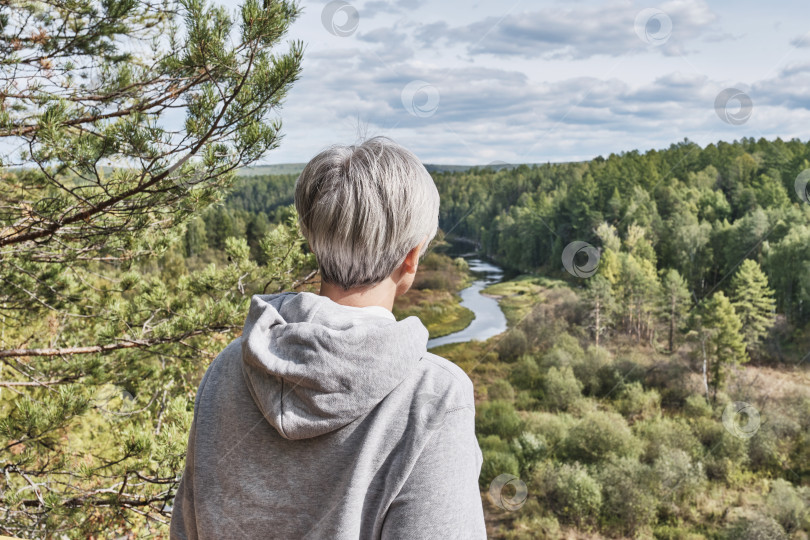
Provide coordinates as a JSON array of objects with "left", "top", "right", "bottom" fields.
[
  {"left": 660, "top": 269, "right": 691, "bottom": 352},
  {"left": 729, "top": 259, "right": 776, "bottom": 353},
  {"left": 698, "top": 292, "right": 748, "bottom": 400},
  {"left": 0, "top": 0, "right": 312, "bottom": 536}
]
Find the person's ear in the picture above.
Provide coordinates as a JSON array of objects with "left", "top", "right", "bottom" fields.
[{"left": 402, "top": 237, "right": 427, "bottom": 274}]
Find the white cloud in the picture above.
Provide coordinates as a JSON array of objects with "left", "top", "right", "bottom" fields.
[
  {"left": 229, "top": 0, "right": 810, "bottom": 165},
  {"left": 789, "top": 32, "right": 810, "bottom": 48},
  {"left": 414, "top": 0, "right": 719, "bottom": 60}
]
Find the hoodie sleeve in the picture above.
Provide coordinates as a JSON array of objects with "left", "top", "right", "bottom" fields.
[
  {"left": 169, "top": 414, "right": 198, "bottom": 540},
  {"left": 381, "top": 405, "right": 486, "bottom": 540},
  {"left": 170, "top": 359, "right": 217, "bottom": 540}
]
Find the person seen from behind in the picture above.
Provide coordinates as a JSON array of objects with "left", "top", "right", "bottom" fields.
[{"left": 170, "top": 136, "right": 487, "bottom": 539}]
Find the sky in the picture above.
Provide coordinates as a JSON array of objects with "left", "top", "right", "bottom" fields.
[{"left": 210, "top": 0, "right": 810, "bottom": 166}]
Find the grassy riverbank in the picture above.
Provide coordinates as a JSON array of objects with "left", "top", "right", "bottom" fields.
[
  {"left": 429, "top": 271, "right": 810, "bottom": 540},
  {"left": 481, "top": 275, "right": 566, "bottom": 327},
  {"left": 393, "top": 252, "right": 476, "bottom": 339}
]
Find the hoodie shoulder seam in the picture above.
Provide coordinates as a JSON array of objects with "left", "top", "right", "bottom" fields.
[
  {"left": 445, "top": 404, "right": 474, "bottom": 415},
  {"left": 420, "top": 353, "right": 471, "bottom": 384},
  {"left": 417, "top": 354, "right": 474, "bottom": 409}
]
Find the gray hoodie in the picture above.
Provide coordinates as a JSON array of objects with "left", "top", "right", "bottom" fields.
[{"left": 170, "top": 291, "right": 487, "bottom": 539}]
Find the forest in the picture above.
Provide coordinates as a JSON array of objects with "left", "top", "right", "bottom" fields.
[{"left": 175, "top": 136, "right": 810, "bottom": 539}]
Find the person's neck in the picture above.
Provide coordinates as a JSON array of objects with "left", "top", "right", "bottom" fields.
[{"left": 319, "top": 278, "right": 397, "bottom": 312}]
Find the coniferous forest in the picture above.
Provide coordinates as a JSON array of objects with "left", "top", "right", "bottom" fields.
[{"left": 178, "top": 136, "right": 810, "bottom": 538}]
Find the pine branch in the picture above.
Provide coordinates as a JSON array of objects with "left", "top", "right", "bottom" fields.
[{"left": 0, "top": 326, "right": 238, "bottom": 358}]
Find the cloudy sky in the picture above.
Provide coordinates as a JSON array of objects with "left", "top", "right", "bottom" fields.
[{"left": 219, "top": 0, "right": 810, "bottom": 165}]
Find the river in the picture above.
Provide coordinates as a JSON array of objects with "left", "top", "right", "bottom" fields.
[{"left": 426, "top": 254, "right": 509, "bottom": 349}]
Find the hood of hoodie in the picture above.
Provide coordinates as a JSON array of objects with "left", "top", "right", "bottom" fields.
[{"left": 240, "top": 291, "right": 429, "bottom": 440}]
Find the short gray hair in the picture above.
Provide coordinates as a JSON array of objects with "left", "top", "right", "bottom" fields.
[{"left": 294, "top": 137, "right": 440, "bottom": 291}]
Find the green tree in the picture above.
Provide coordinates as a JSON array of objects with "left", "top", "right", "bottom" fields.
[
  {"left": 661, "top": 210, "right": 712, "bottom": 293},
  {"left": 476, "top": 401, "right": 523, "bottom": 440},
  {"left": 185, "top": 216, "right": 209, "bottom": 257},
  {"left": 537, "top": 462, "right": 602, "bottom": 527},
  {"left": 730, "top": 259, "right": 776, "bottom": 353},
  {"left": 696, "top": 292, "right": 748, "bottom": 400},
  {"left": 584, "top": 274, "right": 615, "bottom": 347},
  {"left": 541, "top": 365, "right": 583, "bottom": 412},
  {"left": 0, "top": 0, "right": 308, "bottom": 536},
  {"left": 765, "top": 224, "right": 810, "bottom": 323},
  {"left": 616, "top": 253, "right": 660, "bottom": 343},
  {"left": 659, "top": 269, "right": 691, "bottom": 352}
]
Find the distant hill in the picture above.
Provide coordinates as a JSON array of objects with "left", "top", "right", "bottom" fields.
[
  {"left": 237, "top": 164, "right": 308, "bottom": 176},
  {"left": 237, "top": 162, "right": 529, "bottom": 176},
  {"left": 7, "top": 162, "right": 531, "bottom": 178}
]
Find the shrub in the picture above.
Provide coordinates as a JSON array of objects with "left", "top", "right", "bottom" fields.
[
  {"left": 522, "top": 412, "right": 575, "bottom": 458},
  {"left": 476, "top": 400, "right": 523, "bottom": 440},
  {"left": 749, "top": 413, "right": 800, "bottom": 473},
  {"left": 598, "top": 457, "right": 657, "bottom": 537},
  {"left": 504, "top": 505, "right": 561, "bottom": 540},
  {"left": 635, "top": 416, "right": 703, "bottom": 463},
  {"left": 653, "top": 524, "right": 706, "bottom": 540},
  {"left": 536, "top": 334, "right": 584, "bottom": 369},
  {"left": 643, "top": 360, "right": 692, "bottom": 407},
  {"left": 524, "top": 313, "right": 571, "bottom": 351},
  {"left": 592, "top": 356, "right": 644, "bottom": 398},
  {"left": 547, "top": 287, "right": 581, "bottom": 326},
  {"left": 795, "top": 396, "right": 810, "bottom": 431},
  {"left": 567, "top": 396, "right": 598, "bottom": 416},
  {"left": 414, "top": 272, "right": 450, "bottom": 290},
  {"left": 683, "top": 394, "right": 712, "bottom": 418},
  {"left": 748, "top": 427, "right": 786, "bottom": 474},
  {"left": 563, "top": 410, "right": 641, "bottom": 464},
  {"left": 510, "top": 355, "right": 543, "bottom": 390},
  {"left": 479, "top": 449, "right": 520, "bottom": 490},
  {"left": 725, "top": 515, "right": 788, "bottom": 540},
  {"left": 691, "top": 417, "right": 748, "bottom": 481},
  {"left": 488, "top": 379, "right": 516, "bottom": 402},
  {"left": 514, "top": 390, "right": 540, "bottom": 411},
  {"left": 479, "top": 434, "right": 510, "bottom": 454},
  {"left": 615, "top": 381, "right": 661, "bottom": 422},
  {"left": 417, "top": 251, "right": 444, "bottom": 270},
  {"left": 791, "top": 431, "right": 810, "bottom": 478},
  {"left": 652, "top": 448, "right": 706, "bottom": 514},
  {"left": 511, "top": 431, "right": 548, "bottom": 475},
  {"left": 498, "top": 329, "right": 528, "bottom": 361},
  {"left": 536, "top": 462, "right": 602, "bottom": 527},
  {"left": 765, "top": 479, "right": 807, "bottom": 534},
  {"left": 541, "top": 365, "right": 583, "bottom": 412},
  {"left": 571, "top": 345, "right": 613, "bottom": 395},
  {"left": 452, "top": 257, "right": 469, "bottom": 272}
]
